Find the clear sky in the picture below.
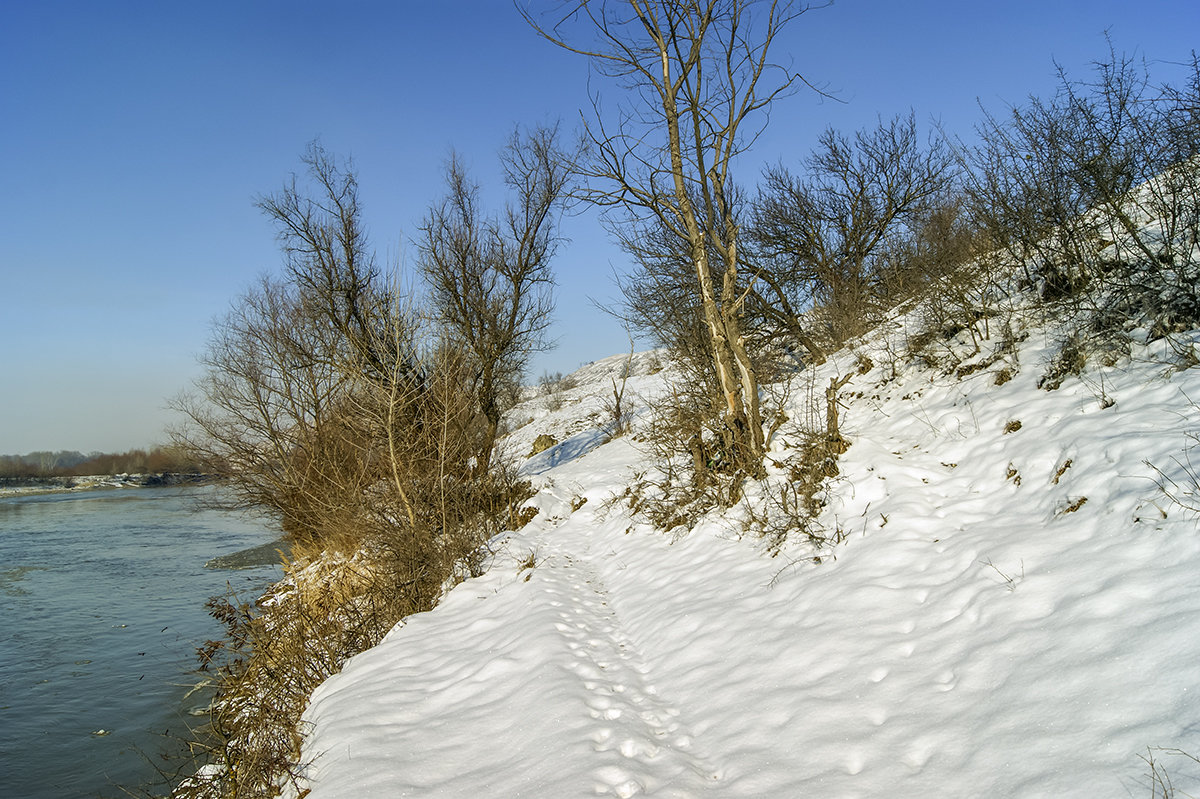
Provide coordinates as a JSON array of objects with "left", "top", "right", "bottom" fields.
[{"left": 2, "top": 1, "right": 1197, "bottom": 455}]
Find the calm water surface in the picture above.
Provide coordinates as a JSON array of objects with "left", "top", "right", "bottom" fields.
[{"left": 0, "top": 486, "right": 282, "bottom": 798}]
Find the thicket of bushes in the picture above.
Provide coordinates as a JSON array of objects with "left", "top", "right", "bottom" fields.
[{"left": 167, "top": 132, "right": 568, "bottom": 796}]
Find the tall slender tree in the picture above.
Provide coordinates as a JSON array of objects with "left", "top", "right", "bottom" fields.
[{"left": 522, "top": 0, "right": 814, "bottom": 483}]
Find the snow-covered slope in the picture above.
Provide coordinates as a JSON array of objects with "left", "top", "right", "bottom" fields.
[{"left": 291, "top": 323, "right": 1200, "bottom": 797}]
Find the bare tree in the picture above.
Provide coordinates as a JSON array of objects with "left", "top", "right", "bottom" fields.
[
  {"left": 416, "top": 124, "right": 571, "bottom": 470},
  {"left": 749, "top": 114, "right": 955, "bottom": 348},
  {"left": 171, "top": 148, "right": 538, "bottom": 797},
  {"left": 170, "top": 144, "right": 404, "bottom": 550},
  {"left": 522, "top": 0, "right": 816, "bottom": 485},
  {"left": 610, "top": 204, "right": 730, "bottom": 385}
]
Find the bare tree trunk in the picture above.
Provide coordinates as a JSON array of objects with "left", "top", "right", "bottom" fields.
[{"left": 825, "top": 373, "right": 852, "bottom": 455}]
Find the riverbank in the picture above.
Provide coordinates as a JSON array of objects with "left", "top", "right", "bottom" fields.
[{"left": 0, "top": 472, "right": 216, "bottom": 497}]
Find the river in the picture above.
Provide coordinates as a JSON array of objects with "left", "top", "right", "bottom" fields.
[{"left": 0, "top": 485, "right": 282, "bottom": 798}]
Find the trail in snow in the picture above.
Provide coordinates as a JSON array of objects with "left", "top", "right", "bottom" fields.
[{"left": 536, "top": 514, "right": 722, "bottom": 797}]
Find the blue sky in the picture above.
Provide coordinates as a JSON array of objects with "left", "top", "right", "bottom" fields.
[{"left": 2, "top": 1, "right": 1197, "bottom": 454}]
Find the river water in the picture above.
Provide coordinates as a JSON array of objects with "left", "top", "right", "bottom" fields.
[{"left": 0, "top": 486, "right": 282, "bottom": 798}]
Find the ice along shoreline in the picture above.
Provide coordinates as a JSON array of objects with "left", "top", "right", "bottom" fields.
[{"left": 0, "top": 472, "right": 217, "bottom": 498}]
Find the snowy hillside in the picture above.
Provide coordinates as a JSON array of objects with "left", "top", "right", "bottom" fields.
[{"left": 289, "top": 317, "right": 1200, "bottom": 797}]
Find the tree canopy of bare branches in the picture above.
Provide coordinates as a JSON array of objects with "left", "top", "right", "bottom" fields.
[
  {"left": 172, "top": 143, "right": 529, "bottom": 563},
  {"left": 749, "top": 114, "right": 956, "bottom": 349},
  {"left": 416, "top": 124, "right": 572, "bottom": 469}
]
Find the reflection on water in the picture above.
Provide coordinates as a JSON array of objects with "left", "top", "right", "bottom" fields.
[
  {"left": 206, "top": 537, "right": 290, "bottom": 570},
  {"left": 0, "top": 486, "right": 281, "bottom": 798},
  {"left": 0, "top": 565, "right": 47, "bottom": 596}
]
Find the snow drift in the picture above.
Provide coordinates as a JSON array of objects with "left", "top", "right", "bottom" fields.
[{"left": 287, "top": 316, "right": 1200, "bottom": 797}]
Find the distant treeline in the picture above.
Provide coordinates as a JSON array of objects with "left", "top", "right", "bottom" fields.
[{"left": 0, "top": 446, "right": 202, "bottom": 478}]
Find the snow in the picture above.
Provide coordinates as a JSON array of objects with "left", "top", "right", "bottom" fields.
[{"left": 289, "top": 325, "right": 1200, "bottom": 797}]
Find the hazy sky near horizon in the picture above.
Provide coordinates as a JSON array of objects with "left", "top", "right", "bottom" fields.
[{"left": 2, "top": 1, "right": 1197, "bottom": 454}]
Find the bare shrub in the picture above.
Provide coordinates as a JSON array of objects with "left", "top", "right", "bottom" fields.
[
  {"left": 181, "top": 557, "right": 408, "bottom": 799},
  {"left": 537, "top": 370, "right": 578, "bottom": 412},
  {"left": 602, "top": 346, "right": 636, "bottom": 440},
  {"left": 965, "top": 46, "right": 1200, "bottom": 345},
  {"left": 746, "top": 464, "right": 848, "bottom": 555},
  {"left": 176, "top": 357, "right": 532, "bottom": 797},
  {"left": 625, "top": 383, "right": 732, "bottom": 527},
  {"left": 1149, "top": 418, "right": 1200, "bottom": 516},
  {"left": 538, "top": 371, "right": 565, "bottom": 395},
  {"left": 1140, "top": 747, "right": 1200, "bottom": 798},
  {"left": 1038, "top": 331, "right": 1089, "bottom": 390},
  {"left": 620, "top": 363, "right": 853, "bottom": 552},
  {"left": 740, "top": 369, "right": 853, "bottom": 552}
]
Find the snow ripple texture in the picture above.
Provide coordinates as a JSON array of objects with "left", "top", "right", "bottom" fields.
[{"left": 293, "top": 345, "right": 1200, "bottom": 797}]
